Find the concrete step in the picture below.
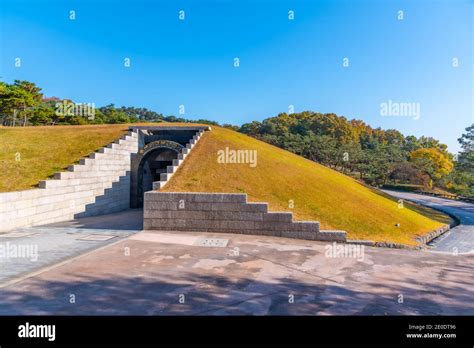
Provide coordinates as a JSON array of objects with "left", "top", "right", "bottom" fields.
[
  {"left": 160, "top": 172, "right": 173, "bottom": 181},
  {"left": 166, "top": 165, "right": 177, "bottom": 174},
  {"left": 152, "top": 181, "right": 165, "bottom": 190},
  {"left": 263, "top": 212, "right": 293, "bottom": 222},
  {"left": 144, "top": 201, "right": 268, "bottom": 213},
  {"left": 145, "top": 192, "right": 247, "bottom": 203},
  {"left": 317, "top": 230, "right": 347, "bottom": 242},
  {"left": 144, "top": 210, "right": 264, "bottom": 221}
]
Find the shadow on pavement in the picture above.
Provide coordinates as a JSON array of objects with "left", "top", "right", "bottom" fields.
[
  {"left": 40, "top": 209, "right": 144, "bottom": 231},
  {"left": 0, "top": 271, "right": 473, "bottom": 315}
]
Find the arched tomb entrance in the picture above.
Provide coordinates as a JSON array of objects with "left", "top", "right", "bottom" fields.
[{"left": 130, "top": 140, "right": 183, "bottom": 208}]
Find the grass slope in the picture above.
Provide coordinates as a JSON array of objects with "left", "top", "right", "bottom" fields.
[
  {"left": 164, "top": 126, "right": 450, "bottom": 245},
  {"left": 0, "top": 125, "right": 129, "bottom": 192},
  {"left": 0, "top": 122, "right": 208, "bottom": 192}
]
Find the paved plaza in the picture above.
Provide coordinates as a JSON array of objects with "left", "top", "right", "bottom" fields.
[
  {"left": 0, "top": 209, "right": 142, "bottom": 285},
  {"left": 0, "top": 214, "right": 472, "bottom": 315},
  {"left": 0, "top": 193, "right": 472, "bottom": 315}
]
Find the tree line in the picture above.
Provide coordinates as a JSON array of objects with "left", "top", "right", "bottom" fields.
[
  {"left": 239, "top": 112, "right": 473, "bottom": 198},
  {"left": 1, "top": 80, "right": 472, "bottom": 197},
  {"left": 0, "top": 80, "right": 218, "bottom": 126}
]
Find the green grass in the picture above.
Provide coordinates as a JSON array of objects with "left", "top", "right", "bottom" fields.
[{"left": 164, "top": 126, "right": 451, "bottom": 245}]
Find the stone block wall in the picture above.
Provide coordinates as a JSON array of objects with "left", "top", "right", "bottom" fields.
[
  {"left": 144, "top": 192, "right": 347, "bottom": 242},
  {"left": 0, "top": 131, "right": 139, "bottom": 232}
]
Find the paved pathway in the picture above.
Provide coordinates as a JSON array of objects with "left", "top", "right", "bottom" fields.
[
  {"left": 0, "top": 209, "right": 142, "bottom": 285},
  {"left": 383, "top": 190, "right": 474, "bottom": 255},
  {"left": 0, "top": 206, "right": 472, "bottom": 315},
  {"left": 0, "top": 229, "right": 472, "bottom": 315}
]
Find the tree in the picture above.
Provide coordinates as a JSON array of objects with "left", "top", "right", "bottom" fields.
[
  {"left": 457, "top": 124, "right": 474, "bottom": 172},
  {"left": 239, "top": 111, "right": 454, "bottom": 188},
  {"left": 98, "top": 104, "right": 134, "bottom": 123},
  {"left": 389, "top": 161, "right": 426, "bottom": 185},
  {"left": 444, "top": 124, "right": 474, "bottom": 197},
  {"left": 222, "top": 124, "right": 240, "bottom": 131},
  {"left": 417, "top": 136, "right": 450, "bottom": 157},
  {"left": 409, "top": 148, "right": 453, "bottom": 187},
  {"left": 240, "top": 121, "right": 262, "bottom": 136},
  {"left": 0, "top": 80, "right": 43, "bottom": 126},
  {"left": 26, "top": 104, "right": 55, "bottom": 125}
]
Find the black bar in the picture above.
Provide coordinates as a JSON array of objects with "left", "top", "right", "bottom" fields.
[{"left": 0, "top": 316, "right": 472, "bottom": 346}]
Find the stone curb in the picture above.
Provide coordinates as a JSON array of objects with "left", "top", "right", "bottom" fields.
[{"left": 346, "top": 223, "right": 452, "bottom": 250}]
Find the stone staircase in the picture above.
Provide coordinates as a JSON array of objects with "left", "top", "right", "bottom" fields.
[
  {"left": 152, "top": 129, "right": 205, "bottom": 190},
  {"left": 0, "top": 130, "right": 139, "bottom": 232}
]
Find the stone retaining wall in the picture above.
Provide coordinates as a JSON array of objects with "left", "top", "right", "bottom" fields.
[
  {"left": 144, "top": 192, "right": 347, "bottom": 242},
  {"left": 0, "top": 131, "right": 139, "bottom": 232}
]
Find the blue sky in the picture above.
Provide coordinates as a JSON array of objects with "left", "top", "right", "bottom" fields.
[{"left": 1, "top": 0, "right": 472, "bottom": 153}]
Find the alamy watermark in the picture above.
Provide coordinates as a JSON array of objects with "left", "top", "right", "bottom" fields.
[
  {"left": 380, "top": 100, "right": 420, "bottom": 120},
  {"left": 55, "top": 100, "right": 95, "bottom": 120},
  {"left": 325, "top": 242, "right": 365, "bottom": 261},
  {"left": 217, "top": 147, "right": 257, "bottom": 167},
  {"left": 0, "top": 242, "right": 38, "bottom": 262},
  {"left": 18, "top": 322, "right": 55, "bottom": 341}
]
